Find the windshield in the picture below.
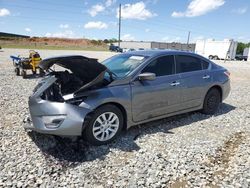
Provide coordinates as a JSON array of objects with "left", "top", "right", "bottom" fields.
[{"left": 102, "top": 54, "right": 147, "bottom": 78}]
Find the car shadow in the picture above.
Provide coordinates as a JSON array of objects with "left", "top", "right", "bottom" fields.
[
  {"left": 27, "top": 102, "right": 235, "bottom": 169},
  {"left": 130, "top": 103, "right": 236, "bottom": 140}
]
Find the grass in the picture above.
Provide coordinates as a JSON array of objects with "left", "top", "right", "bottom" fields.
[{"left": 1, "top": 44, "right": 109, "bottom": 51}]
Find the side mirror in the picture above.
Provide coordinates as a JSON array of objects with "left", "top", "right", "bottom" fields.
[{"left": 138, "top": 72, "right": 156, "bottom": 81}]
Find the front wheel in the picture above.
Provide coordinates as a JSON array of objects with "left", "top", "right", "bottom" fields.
[
  {"left": 21, "top": 70, "right": 26, "bottom": 79},
  {"left": 202, "top": 88, "right": 221, "bottom": 115},
  {"left": 83, "top": 105, "right": 124, "bottom": 145}
]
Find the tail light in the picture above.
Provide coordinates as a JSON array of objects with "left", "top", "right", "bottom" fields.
[{"left": 224, "top": 71, "right": 230, "bottom": 78}]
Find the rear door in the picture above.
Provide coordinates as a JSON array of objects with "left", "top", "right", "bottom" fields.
[
  {"left": 175, "top": 55, "right": 212, "bottom": 109},
  {"left": 131, "top": 55, "right": 182, "bottom": 122}
]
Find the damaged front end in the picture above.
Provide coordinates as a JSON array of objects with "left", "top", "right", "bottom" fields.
[{"left": 25, "top": 55, "right": 110, "bottom": 136}]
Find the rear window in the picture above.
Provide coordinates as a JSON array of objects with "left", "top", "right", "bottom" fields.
[{"left": 176, "top": 55, "right": 202, "bottom": 73}]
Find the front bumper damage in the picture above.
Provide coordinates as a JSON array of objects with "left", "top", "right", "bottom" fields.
[
  {"left": 25, "top": 99, "right": 91, "bottom": 136},
  {"left": 25, "top": 76, "right": 92, "bottom": 136}
]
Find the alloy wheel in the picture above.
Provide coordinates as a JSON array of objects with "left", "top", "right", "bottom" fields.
[{"left": 92, "top": 112, "right": 119, "bottom": 141}]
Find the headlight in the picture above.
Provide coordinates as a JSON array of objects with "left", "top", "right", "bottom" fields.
[{"left": 42, "top": 115, "right": 66, "bottom": 128}]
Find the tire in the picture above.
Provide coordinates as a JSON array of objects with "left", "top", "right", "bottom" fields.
[
  {"left": 208, "top": 55, "right": 214, "bottom": 60},
  {"left": 15, "top": 68, "right": 20, "bottom": 76},
  {"left": 83, "top": 105, "right": 124, "bottom": 145},
  {"left": 214, "top": 56, "right": 220, "bottom": 60},
  {"left": 202, "top": 88, "right": 221, "bottom": 115},
  {"left": 21, "top": 70, "right": 26, "bottom": 79}
]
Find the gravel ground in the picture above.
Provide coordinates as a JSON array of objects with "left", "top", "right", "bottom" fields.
[{"left": 0, "top": 48, "right": 250, "bottom": 187}]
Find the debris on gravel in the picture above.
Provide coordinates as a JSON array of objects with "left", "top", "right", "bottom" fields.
[{"left": 0, "top": 49, "right": 250, "bottom": 187}]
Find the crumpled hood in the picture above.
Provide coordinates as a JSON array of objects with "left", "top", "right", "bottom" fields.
[{"left": 39, "top": 55, "right": 107, "bottom": 83}]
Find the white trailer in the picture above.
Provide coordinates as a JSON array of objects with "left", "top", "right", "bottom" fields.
[
  {"left": 195, "top": 39, "right": 238, "bottom": 60},
  {"left": 243, "top": 48, "right": 250, "bottom": 61}
]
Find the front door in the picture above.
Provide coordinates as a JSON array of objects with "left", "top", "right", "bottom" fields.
[{"left": 131, "top": 55, "right": 182, "bottom": 122}]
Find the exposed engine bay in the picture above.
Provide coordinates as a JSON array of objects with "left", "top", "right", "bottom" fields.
[
  {"left": 40, "top": 71, "right": 110, "bottom": 102},
  {"left": 35, "top": 55, "right": 111, "bottom": 103}
]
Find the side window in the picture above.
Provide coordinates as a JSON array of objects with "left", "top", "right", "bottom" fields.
[
  {"left": 176, "top": 55, "right": 202, "bottom": 73},
  {"left": 202, "top": 60, "right": 210, "bottom": 69},
  {"left": 142, "top": 55, "right": 175, "bottom": 77}
]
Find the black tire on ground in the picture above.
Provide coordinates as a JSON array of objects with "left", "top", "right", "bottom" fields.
[
  {"left": 214, "top": 56, "right": 219, "bottom": 60},
  {"left": 15, "top": 68, "right": 20, "bottom": 76},
  {"left": 21, "top": 70, "right": 26, "bottom": 79},
  {"left": 201, "top": 88, "right": 221, "bottom": 115},
  {"left": 83, "top": 104, "right": 124, "bottom": 146},
  {"left": 208, "top": 55, "right": 214, "bottom": 60}
]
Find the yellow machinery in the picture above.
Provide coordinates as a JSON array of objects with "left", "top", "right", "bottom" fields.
[
  {"left": 29, "top": 50, "right": 41, "bottom": 73},
  {"left": 10, "top": 50, "right": 44, "bottom": 78}
]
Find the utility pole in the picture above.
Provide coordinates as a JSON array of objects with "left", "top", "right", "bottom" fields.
[
  {"left": 118, "top": 3, "right": 121, "bottom": 47},
  {"left": 187, "top": 31, "right": 191, "bottom": 45}
]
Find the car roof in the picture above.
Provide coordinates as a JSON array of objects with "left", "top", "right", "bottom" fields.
[{"left": 126, "top": 50, "right": 199, "bottom": 58}]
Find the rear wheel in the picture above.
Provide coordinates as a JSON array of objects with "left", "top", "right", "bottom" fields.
[
  {"left": 83, "top": 105, "right": 124, "bottom": 145},
  {"left": 213, "top": 56, "right": 219, "bottom": 60},
  {"left": 202, "top": 88, "right": 221, "bottom": 115}
]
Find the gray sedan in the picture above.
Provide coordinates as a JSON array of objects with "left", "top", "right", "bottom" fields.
[{"left": 25, "top": 50, "right": 230, "bottom": 145}]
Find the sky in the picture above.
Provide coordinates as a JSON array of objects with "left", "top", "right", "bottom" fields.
[{"left": 0, "top": 0, "right": 250, "bottom": 43}]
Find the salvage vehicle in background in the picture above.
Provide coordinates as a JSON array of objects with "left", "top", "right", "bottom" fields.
[
  {"left": 235, "top": 55, "right": 248, "bottom": 61},
  {"left": 109, "top": 44, "right": 122, "bottom": 52},
  {"left": 25, "top": 50, "right": 231, "bottom": 145},
  {"left": 195, "top": 39, "right": 238, "bottom": 60}
]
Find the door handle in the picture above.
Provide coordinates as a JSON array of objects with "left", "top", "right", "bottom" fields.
[
  {"left": 170, "top": 81, "right": 180, "bottom": 86},
  {"left": 202, "top": 75, "right": 210, "bottom": 79}
]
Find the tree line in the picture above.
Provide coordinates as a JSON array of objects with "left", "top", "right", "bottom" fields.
[{"left": 237, "top": 42, "right": 250, "bottom": 55}]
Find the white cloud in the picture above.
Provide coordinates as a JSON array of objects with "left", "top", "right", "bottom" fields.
[
  {"left": 232, "top": 7, "right": 248, "bottom": 14},
  {"left": 25, "top": 28, "right": 31, "bottom": 32},
  {"left": 172, "top": 0, "right": 225, "bottom": 18},
  {"left": 45, "top": 30, "right": 75, "bottom": 38},
  {"left": 84, "top": 21, "right": 108, "bottom": 29},
  {"left": 117, "top": 2, "right": 156, "bottom": 20},
  {"left": 0, "top": 8, "right": 10, "bottom": 17},
  {"left": 88, "top": 4, "right": 105, "bottom": 17},
  {"left": 162, "top": 36, "right": 181, "bottom": 43},
  {"left": 121, "top": 34, "right": 135, "bottom": 41},
  {"left": 59, "top": 24, "right": 69, "bottom": 29},
  {"left": 145, "top": 28, "right": 150, "bottom": 32},
  {"left": 105, "top": 0, "right": 116, "bottom": 7},
  {"left": 237, "top": 36, "right": 250, "bottom": 42}
]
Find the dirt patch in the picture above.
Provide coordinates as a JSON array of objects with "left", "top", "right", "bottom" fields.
[
  {"left": 0, "top": 37, "right": 108, "bottom": 50},
  {"left": 170, "top": 179, "right": 189, "bottom": 188},
  {"left": 206, "top": 132, "right": 246, "bottom": 185},
  {"left": 211, "top": 132, "right": 245, "bottom": 169}
]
